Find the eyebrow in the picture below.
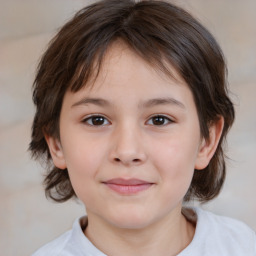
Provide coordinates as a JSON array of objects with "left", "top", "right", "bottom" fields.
[
  {"left": 139, "top": 97, "right": 186, "bottom": 110},
  {"left": 72, "top": 97, "right": 186, "bottom": 110},
  {"left": 72, "top": 98, "right": 111, "bottom": 108}
]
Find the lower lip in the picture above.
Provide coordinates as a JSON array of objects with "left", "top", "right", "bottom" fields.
[{"left": 104, "top": 183, "right": 153, "bottom": 195}]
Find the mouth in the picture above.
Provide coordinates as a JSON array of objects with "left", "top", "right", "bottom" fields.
[{"left": 102, "top": 178, "right": 154, "bottom": 195}]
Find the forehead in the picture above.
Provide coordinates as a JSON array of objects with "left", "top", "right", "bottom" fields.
[
  {"left": 63, "top": 41, "right": 196, "bottom": 113},
  {"left": 80, "top": 41, "right": 186, "bottom": 93}
]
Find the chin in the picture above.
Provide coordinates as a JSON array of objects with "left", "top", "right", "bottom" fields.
[{"left": 106, "top": 209, "right": 156, "bottom": 230}]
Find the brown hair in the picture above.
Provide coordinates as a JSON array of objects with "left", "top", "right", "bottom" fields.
[{"left": 29, "top": 0, "right": 235, "bottom": 203}]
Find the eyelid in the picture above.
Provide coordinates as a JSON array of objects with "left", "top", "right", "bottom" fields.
[
  {"left": 81, "top": 113, "right": 174, "bottom": 127},
  {"left": 146, "top": 114, "right": 174, "bottom": 126},
  {"left": 81, "top": 114, "right": 111, "bottom": 126}
]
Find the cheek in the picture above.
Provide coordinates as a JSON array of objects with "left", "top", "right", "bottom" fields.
[
  {"left": 61, "top": 135, "right": 108, "bottom": 194},
  {"left": 151, "top": 133, "right": 199, "bottom": 185},
  {"left": 153, "top": 141, "right": 196, "bottom": 205},
  {"left": 154, "top": 138, "right": 197, "bottom": 167},
  {"left": 62, "top": 128, "right": 106, "bottom": 168}
]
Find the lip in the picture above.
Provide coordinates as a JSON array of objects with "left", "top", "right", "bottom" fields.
[{"left": 102, "top": 178, "right": 154, "bottom": 195}]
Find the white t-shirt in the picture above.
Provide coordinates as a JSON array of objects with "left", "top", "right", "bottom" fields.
[{"left": 32, "top": 207, "right": 256, "bottom": 256}]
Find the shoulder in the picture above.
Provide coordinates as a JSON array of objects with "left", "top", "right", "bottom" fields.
[
  {"left": 181, "top": 207, "right": 256, "bottom": 256},
  {"left": 32, "top": 229, "right": 72, "bottom": 256},
  {"left": 32, "top": 216, "right": 106, "bottom": 256},
  {"left": 31, "top": 216, "right": 85, "bottom": 256},
  {"left": 196, "top": 207, "right": 255, "bottom": 238},
  {"left": 197, "top": 208, "right": 256, "bottom": 255}
]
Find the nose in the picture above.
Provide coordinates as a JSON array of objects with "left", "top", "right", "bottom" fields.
[{"left": 109, "top": 124, "right": 147, "bottom": 166}]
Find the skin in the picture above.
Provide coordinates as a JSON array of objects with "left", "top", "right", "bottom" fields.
[{"left": 46, "top": 42, "right": 224, "bottom": 256}]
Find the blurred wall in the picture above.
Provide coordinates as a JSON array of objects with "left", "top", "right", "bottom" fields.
[{"left": 0, "top": 0, "right": 255, "bottom": 255}]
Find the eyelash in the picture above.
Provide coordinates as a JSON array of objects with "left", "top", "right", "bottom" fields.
[
  {"left": 82, "top": 115, "right": 111, "bottom": 126},
  {"left": 146, "top": 115, "right": 173, "bottom": 126},
  {"left": 82, "top": 114, "right": 174, "bottom": 127}
]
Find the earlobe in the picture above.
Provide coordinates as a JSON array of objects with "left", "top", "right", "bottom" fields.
[
  {"left": 44, "top": 135, "right": 67, "bottom": 169},
  {"left": 195, "top": 117, "right": 224, "bottom": 170}
]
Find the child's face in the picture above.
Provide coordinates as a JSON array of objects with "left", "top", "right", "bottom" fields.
[{"left": 47, "top": 42, "right": 211, "bottom": 229}]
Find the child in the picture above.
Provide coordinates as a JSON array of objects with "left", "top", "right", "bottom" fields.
[{"left": 30, "top": 0, "right": 256, "bottom": 255}]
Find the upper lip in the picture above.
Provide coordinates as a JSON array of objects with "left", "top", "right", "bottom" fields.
[{"left": 103, "top": 178, "right": 153, "bottom": 185}]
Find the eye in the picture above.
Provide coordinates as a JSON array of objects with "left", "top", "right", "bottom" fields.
[
  {"left": 82, "top": 115, "right": 110, "bottom": 126},
  {"left": 146, "top": 115, "right": 173, "bottom": 126}
]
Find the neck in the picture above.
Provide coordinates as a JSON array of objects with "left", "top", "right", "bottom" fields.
[{"left": 84, "top": 207, "right": 195, "bottom": 256}]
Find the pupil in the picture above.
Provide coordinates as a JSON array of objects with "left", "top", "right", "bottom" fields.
[
  {"left": 92, "top": 116, "right": 104, "bottom": 125},
  {"left": 153, "top": 116, "right": 164, "bottom": 125}
]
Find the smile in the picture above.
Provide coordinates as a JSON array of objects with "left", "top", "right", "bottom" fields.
[{"left": 102, "top": 178, "right": 154, "bottom": 195}]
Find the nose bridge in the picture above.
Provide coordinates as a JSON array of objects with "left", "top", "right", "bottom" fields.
[{"left": 110, "top": 120, "right": 146, "bottom": 165}]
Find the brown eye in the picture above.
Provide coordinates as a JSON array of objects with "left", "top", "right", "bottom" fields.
[
  {"left": 147, "top": 115, "right": 173, "bottom": 126},
  {"left": 83, "top": 115, "right": 110, "bottom": 126}
]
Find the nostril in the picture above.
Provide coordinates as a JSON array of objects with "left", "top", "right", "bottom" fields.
[{"left": 113, "top": 157, "right": 140, "bottom": 163}]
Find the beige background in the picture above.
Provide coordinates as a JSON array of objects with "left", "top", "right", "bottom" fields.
[{"left": 0, "top": 0, "right": 255, "bottom": 255}]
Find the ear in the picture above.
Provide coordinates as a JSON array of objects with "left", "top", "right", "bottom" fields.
[
  {"left": 45, "top": 135, "right": 67, "bottom": 169},
  {"left": 195, "top": 116, "right": 224, "bottom": 170}
]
